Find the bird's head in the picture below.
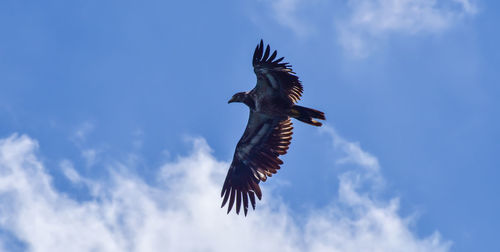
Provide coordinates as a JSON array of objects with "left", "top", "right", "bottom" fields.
[{"left": 228, "top": 92, "right": 247, "bottom": 104}]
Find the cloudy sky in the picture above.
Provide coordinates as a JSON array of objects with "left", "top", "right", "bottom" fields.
[{"left": 0, "top": 0, "right": 498, "bottom": 251}]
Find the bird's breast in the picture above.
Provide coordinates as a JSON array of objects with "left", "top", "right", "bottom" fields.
[{"left": 254, "top": 96, "right": 289, "bottom": 117}]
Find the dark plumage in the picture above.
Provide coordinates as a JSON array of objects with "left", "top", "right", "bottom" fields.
[{"left": 222, "top": 40, "right": 325, "bottom": 216}]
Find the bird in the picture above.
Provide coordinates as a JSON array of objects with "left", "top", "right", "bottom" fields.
[{"left": 222, "top": 40, "right": 325, "bottom": 216}]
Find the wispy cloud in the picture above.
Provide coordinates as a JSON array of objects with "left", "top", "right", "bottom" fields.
[
  {"left": 70, "top": 121, "right": 103, "bottom": 168},
  {"left": 0, "top": 132, "right": 451, "bottom": 251},
  {"left": 267, "top": 0, "right": 311, "bottom": 37},
  {"left": 339, "top": 0, "right": 477, "bottom": 57},
  {"left": 60, "top": 159, "right": 82, "bottom": 184},
  {"left": 260, "top": 0, "right": 476, "bottom": 57},
  {"left": 72, "top": 121, "right": 95, "bottom": 144},
  {"left": 81, "top": 148, "right": 98, "bottom": 167},
  {"left": 321, "top": 126, "right": 385, "bottom": 194}
]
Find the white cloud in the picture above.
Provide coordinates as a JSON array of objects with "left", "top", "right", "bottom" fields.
[
  {"left": 60, "top": 159, "right": 82, "bottom": 184},
  {"left": 339, "top": 0, "right": 477, "bottom": 57},
  {"left": 260, "top": 0, "right": 476, "bottom": 57},
  {"left": 70, "top": 121, "right": 103, "bottom": 168},
  {"left": 0, "top": 132, "right": 451, "bottom": 251},
  {"left": 321, "top": 126, "right": 385, "bottom": 195},
  {"left": 267, "top": 0, "right": 311, "bottom": 37}
]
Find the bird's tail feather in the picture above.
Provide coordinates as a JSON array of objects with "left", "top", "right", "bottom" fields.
[{"left": 289, "top": 105, "right": 325, "bottom": 127}]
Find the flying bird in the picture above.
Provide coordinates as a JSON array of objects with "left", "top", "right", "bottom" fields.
[{"left": 222, "top": 40, "right": 325, "bottom": 216}]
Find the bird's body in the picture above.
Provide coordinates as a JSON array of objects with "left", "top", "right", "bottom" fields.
[{"left": 223, "top": 40, "right": 325, "bottom": 215}]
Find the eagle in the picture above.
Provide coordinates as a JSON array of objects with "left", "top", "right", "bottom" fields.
[{"left": 222, "top": 40, "right": 325, "bottom": 216}]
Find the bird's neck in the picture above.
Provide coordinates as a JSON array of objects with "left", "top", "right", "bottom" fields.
[{"left": 242, "top": 95, "right": 255, "bottom": 110}]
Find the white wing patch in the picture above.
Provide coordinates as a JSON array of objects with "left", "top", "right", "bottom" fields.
[
  {"left": 264, "top": 72, "right": 278, "bottom": 89},
  {"left": 256, "top": 68, "right": 279, "bottom": 89},
  {"left": 237, "top": 122, "right": 271, "bottom": 161}
]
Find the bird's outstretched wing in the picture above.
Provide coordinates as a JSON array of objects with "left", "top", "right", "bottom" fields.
[
  {"left": 221, "top": 112, "right": 293, "bottom": 215},
  {"left": 252, "top": 40, "right": 303, "bottom": 105}
]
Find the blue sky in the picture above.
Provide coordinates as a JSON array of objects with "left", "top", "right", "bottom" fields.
[{"left": 0, "top": 0, "right": 498, "bottom": 251}]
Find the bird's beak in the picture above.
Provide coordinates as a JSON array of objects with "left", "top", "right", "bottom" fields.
[{"left": 228, "top": 97, "right": 236, "bottom": 104}]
